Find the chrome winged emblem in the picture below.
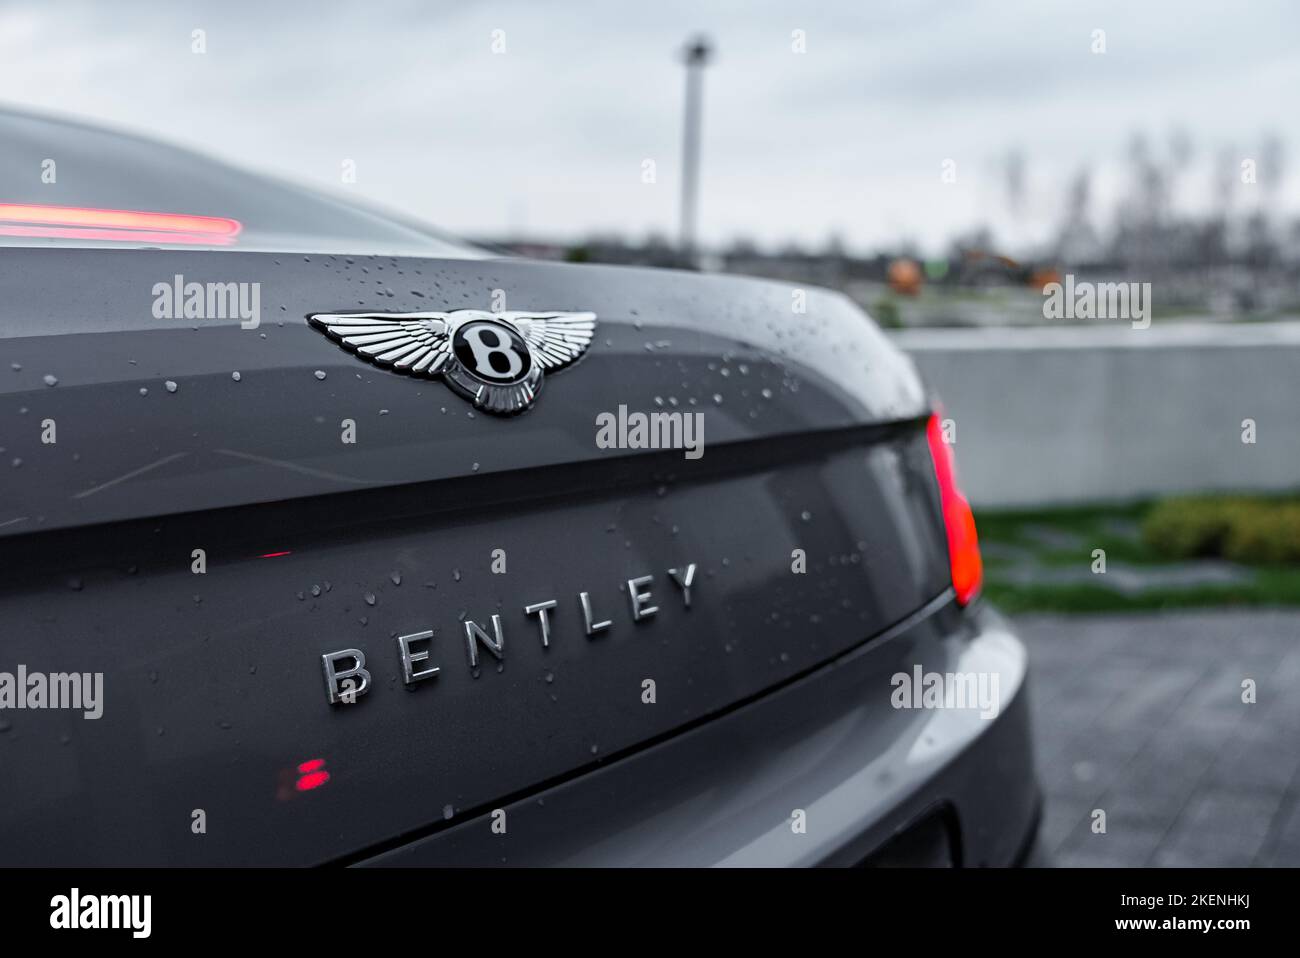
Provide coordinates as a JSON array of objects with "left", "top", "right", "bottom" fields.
[{"left": 307, "top": 309, "right": 596, "bottom": 414}]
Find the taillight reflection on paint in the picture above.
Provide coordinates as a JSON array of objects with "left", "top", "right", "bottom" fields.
[{"left": 295, "top": 758, "right": 330, "bottom": 792}]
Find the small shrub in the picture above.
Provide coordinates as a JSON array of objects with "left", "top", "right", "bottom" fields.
[
  {"left": 1144, "top": 495, "right": 1300, "bottom": 564},
  {"left": 1224, "top": 504, "right": 1300, "bottom": 564},
  {"left": 1142, "top": 497, "right": 1241, "bottom": 559}
]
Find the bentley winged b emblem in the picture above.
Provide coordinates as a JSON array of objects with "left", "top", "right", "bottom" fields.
[{"left": 308, "top": 309, "right": 596, "bottom": 414}]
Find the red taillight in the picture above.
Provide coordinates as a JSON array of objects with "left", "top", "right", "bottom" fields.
[
  {"left": 926, "top": 413, "right": 982, "bottom": 605},
  {"left": 0, "top": 203, "right": 241, "bottom": 245}
]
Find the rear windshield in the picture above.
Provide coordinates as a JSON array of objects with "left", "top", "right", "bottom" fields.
[{"left": 0, "top": 108, "right": 482, "bottom": 258}]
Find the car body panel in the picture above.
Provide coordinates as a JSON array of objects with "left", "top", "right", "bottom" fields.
[
  {"left": 0, "top": 109, "right": 1037, "bottom": 868},
  {"left": 0, "top": 416, "right": 951, "bottom": 865},
  {"left": 0, "top": 250, "right": 953, "bottom": 866},
  {"left": 1, "top": 249, "right": 926, "bottom": 537},
  {"left": 358, "top": 601, "right": 1037, "bottom": 868}
]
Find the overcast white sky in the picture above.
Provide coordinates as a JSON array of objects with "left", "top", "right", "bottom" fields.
[{"left": 1, "top": 0, "right": 1296, "bottom": 255}]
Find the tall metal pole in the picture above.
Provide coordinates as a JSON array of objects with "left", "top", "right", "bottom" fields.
[{"left": 679, "top": 36, "right": 713, "bottom": 263}]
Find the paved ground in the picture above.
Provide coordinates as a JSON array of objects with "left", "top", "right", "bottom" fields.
[{"left": 1017, "top": 610, "right": 1300, "bottom": 867}]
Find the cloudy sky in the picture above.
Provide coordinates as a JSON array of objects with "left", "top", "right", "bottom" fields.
[{"left": 1, "top": 0, "right": 1296, "bottom": 254}]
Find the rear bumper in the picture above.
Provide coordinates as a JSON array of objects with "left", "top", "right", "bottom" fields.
[{"left": 358, "top": 595, "right": 1039, "bottom": 867}]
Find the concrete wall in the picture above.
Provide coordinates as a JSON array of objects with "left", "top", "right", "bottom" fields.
[{"left": 892, "top": 322, "right": 1300, "bottom": 508}]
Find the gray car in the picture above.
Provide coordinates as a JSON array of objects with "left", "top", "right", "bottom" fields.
[{"left": 0, "top": 107, "right": 1039, "bottom": 866}]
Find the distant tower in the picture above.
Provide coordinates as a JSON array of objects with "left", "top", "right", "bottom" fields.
[{"left": 678, "top": 35, "right": 714, "bottom": 263}]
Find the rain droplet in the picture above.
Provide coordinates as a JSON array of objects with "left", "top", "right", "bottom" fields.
[
  {"left": 314, "top": 370, "right": 327, "bottom": 380},
  {"left": 389, "top": 571, "right": 402, "bottom": 586},
  {"left": 231, "top": 371, "right": 242, "bottom": 382},
  {"left": 165, "top": 380, "right": 178, "bottom": 393},
  {"left": 442, "top": 804, "right": 455, "bottom": 820},
  {"left": 364, "top": 592, "right": 377, "bottom": 606},
  {"left": 42, "top": 374, "right": 58, "bottom": 387}
]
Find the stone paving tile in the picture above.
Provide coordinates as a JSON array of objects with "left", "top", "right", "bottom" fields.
[
  {"left": 1097, "top": 783, "right": 1195, "bottom": 829},
  {"left": 1206, "top": 720, "right": 1300, "bottom": 793},
  {"left": 1141, "top": 713, "right": 1240, "bottom": 767},
  {"left": 1157, "top": 787, "right": 1280, "bottom": 861},
  {"left": 1149, "top": 844, "right": 1244, "bottom": 867},
  {"left": 1040, "top": 732, "right": 1152, "bottom": 808},
  {"left": 1126, "top": 746, "right": 1217, "bottom": 790},
  {"left": 1038, "top": 796, "right": 1093, "bottom": 857},
  {"left": 1164, "top": 785, "right": 1274, "bottom": 837},
  {"left": 1271, "top": 796, "right": 1300, "bottom": 846},
  {"left": 1257, "top": 841, "right": 1300, "bottom": 867},
  {"left": 1056, "top": 819, "right": 1167, "bottom": 868},
  {"left": 1255, "top": 791, "right": 1300, "bottom": 866},
  {"left": 1015, "top": 610, "right": 1300, "bottom": 868},
  {"left": 1091, "top": 665, "right": 1208, "bottom": 736}
]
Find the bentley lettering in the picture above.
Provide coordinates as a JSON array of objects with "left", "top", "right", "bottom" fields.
[{"left": 321, "top": 563, "right": 697, "bottom": 706}]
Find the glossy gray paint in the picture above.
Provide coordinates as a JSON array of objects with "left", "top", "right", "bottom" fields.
[
  {"left": 0, "top": 247, "right": 975, "bottom": 865},
  {"left": 1, "top": 249, "right": 926, "bottom": 536},
  {"left": 360, "top": 601, "right": 1039, "bottom": 868},
  {"left": 0, "top": 422, "right": 951, "bottom": 864}
]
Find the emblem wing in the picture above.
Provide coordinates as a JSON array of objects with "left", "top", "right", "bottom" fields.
[
  {"left": 507, "top": 312, "right": 597, "bottom": 372},
  {"left": 309, "top": 312, "right": 453, "bottom": 375}
]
